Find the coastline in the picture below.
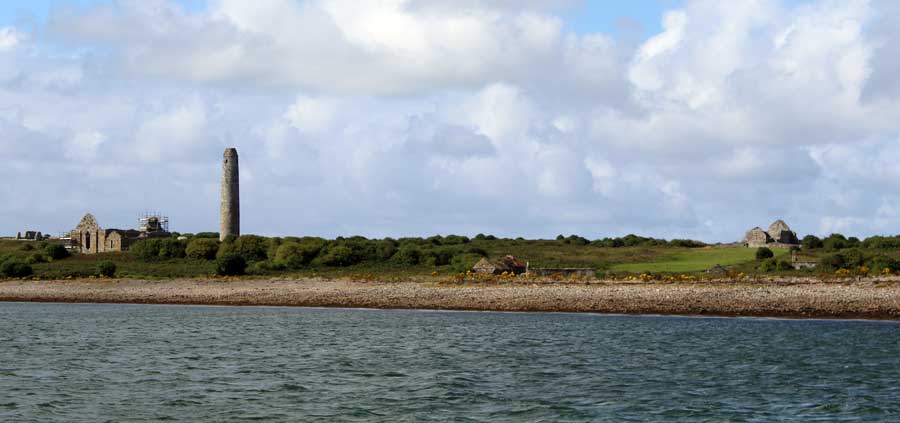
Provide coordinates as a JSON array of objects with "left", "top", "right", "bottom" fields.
[{"left": 1, "top": 278, "right": 900, "bottom": 320}]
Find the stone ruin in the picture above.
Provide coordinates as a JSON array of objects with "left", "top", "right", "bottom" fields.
[
  {"left": 69, "top": 213, "right": 171, "bottom": 254},
  {"left": 16, "top": 231, "right": 45, "bottom": 241},
  {"left": 742, "top": 219, "right": 799, "bottom": 248}
]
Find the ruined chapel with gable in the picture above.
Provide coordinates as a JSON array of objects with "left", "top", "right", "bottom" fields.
[
  {"left": 742, "top": 219, "right": 800, "bottom": 248},
  {"left": 69, "top": 213, "right": 171, "bottom": 254}
]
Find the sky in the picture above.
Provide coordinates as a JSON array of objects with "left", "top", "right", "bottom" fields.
[{"left": 2, "top": 0, "right": 899, "bottom": 242}]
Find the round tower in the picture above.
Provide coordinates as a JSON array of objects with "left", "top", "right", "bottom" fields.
[{"left": 220, "top": 148, "right": 240, "bottom": 241}]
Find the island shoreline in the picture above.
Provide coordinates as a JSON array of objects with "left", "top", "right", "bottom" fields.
[{"left": 1, "top": 278, "right": 900, "bottom": 321}]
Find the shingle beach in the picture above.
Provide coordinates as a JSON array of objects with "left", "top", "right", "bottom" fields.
[{"left": 2, "top": 278, "right": 900, "bottom": 319}]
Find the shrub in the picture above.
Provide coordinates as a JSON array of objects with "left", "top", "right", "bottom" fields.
[
  {"left": 216, "top": 240, "right": 236, "bottom": 260},
  {"left": 131, "top": 239, "right": 163, "bottom": 261},
  {"left": 1, "top": 260, "right": 33, "bottom": 278},
  {"left": 866, "top": 256, "right": 900, "bottom": 274},
  {"left": 566, "top": 235, "right": 590, "bottom": 246},
  {"left": 233, "top": 235, "right": 269, "bottom": 263},
  {"left": 467, "top": 247, "right": 488, "bottom": 257},
  {"left": 267, "top": 237, "right": 282, "bottom": 260},
  {"left": 186, "top": 238, "right": 220, "bottom": 260},
  {"left": 318, "top": 246, "right": 355, "bottom": 267},
  {"left": 393, "top": 245, "right": 421, "bottom": 265},
  {"left": 442, "top": 235, "right": 470, "bottom": 245},
  {"left": 841, "top": 249, "right": 866, "bottom": 268},
  {"left": 801, "top": 235, "right": 823, "bottom": 249},
  {"left": 669, "top": 239, "right": 706, "bottom": 248},
  {"left": 248, "top": 261, "right": 284, "bottom": 274},
  {"left": 756, "top": 247, "right": 774, "bottom": 260},
  {"left": 19, "top": 243, "right": 34, "bottom": 251},
  {"left": 758, "top": 258, "right": 777, "bottom": 272},
  {"left": 194, "top": 232, "right": 219, "bottom": 239},
  {"left": 817, "top": 253, "right": 846, "bottom": 272},
  {"left": 158, "top": 238, "right": 186, "bottom": 259},
  {"left": 862, "top": 236, "right": 900, "bottom": 249},
  {"left": 26, "top": 253, "right": 46, "bottom": 264},
  {"left": 776, "top": 260, "right": 794, "bottom": 271},
  {"left": 379, "top": 239, "right": 398, "bottom": 261},
  {"left": 215, "top": 253, "right": 246, "bottom": 276},
  {"left": 44, "top": 244, "right": 70, "bottom": 261},
  {"left": 449, "top": 253, "right": 483, "bottom": 273},
  {"left": 97, "top": 261, "right": 117, "bottom": 278},
  {"left": 422, "top": 247, "right": 456, "bottom": 266},
  {"left": 823, "top": 233, "right": 848, "bottom": 251},
  {"left": 275, "top": 241, "right": 323, "bottom": 268}
]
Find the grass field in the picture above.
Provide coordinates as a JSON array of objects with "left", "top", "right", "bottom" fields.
[
  {"left": 610, "top": 247, "right": 789, "bottom": 273},
  {"left": 0, "top": 237, "right": 856, "bottom": 279}
]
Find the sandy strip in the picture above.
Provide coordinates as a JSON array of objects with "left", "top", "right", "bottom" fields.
[{"left": 1, "top": 278, "right": 900, "bottom": 320}]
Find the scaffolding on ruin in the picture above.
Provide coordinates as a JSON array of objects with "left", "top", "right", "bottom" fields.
[{"left": 138, "top": 212, "right": 170, "bottom": 233}]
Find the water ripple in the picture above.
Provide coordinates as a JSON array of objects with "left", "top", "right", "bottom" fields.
[{"left": 1, "top": 303, "right": 899, "bottom": 422}]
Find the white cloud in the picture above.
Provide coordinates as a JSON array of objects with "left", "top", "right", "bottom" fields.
[
  {"left": 3, "top": 0, "right": 900, "bottom": 241},
  {"left": 65, "top": 131, "right": 107, "bottom": 161},
  {"left": 0, "top": 27, "right": 24, "bottom": 50}
]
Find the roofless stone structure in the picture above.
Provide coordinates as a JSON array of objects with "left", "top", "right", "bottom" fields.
[{"left": 742, "top": 219, "right": 799, "bottom": 247}]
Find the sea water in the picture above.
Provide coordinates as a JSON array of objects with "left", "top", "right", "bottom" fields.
[{"left": 1, "top": 302, "right": 898, "bottom": 422}]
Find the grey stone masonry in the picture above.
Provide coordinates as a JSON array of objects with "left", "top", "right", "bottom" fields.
[{"left": 220, "top": 148, "right": 240, "bottom": 241}]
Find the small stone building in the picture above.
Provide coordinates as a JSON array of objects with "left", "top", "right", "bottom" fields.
[
  {"left": 16, "top": 231, "right": 45, "bottom": 241},
  {"left": 742, "top": 219, "right": 799, "bottom": 248},
  {"left": 743, "top": 227, "right": 771, "bottom": 247},
  {"left": 69, "top": 213, "right": 170, "bottom": 254},
  {"left": 472, "top": 255, "right": 528, "bottom": 275}
]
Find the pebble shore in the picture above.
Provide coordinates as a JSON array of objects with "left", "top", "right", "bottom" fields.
[{"left": 1, "top": 278, "right": 900, "bottom": 319}]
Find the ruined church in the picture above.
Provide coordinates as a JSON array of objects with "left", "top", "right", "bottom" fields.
[
  {"left": 69, "top": 213, "right": 170, "bottom": 254},
  {"left": 742, "top": 219, "right": 799, "bottom": 248}
]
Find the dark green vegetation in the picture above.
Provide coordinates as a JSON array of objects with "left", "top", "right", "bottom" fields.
[{"left": 2, "top": 232, "right": 900, "bottom": 279}]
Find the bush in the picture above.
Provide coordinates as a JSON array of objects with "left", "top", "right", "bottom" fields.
[
  {"left": 759, "top": 259, "right": 792, "bottom": 272},
  {"left": 862, "top": 236, "right": 900, "bottom": 250},
  {"left": 756, "top": 247, "right": 774, "bottom": 260},
  {"left": 449, "top": 253, "right": 482, "bottom": 273},
  {"left": 801, "top": 235, "right": 823, "bottom": 249},
  {"left": 823, "top": 233, "right": 848, "bottom": 251},
  {"left": 19, "top": 243, "right": 34, "bottom": 251},
  {"left": 422, "top": 247, "right": 456, "bottom": 266},
  {"left": 275, "top": 241, "right": 323, "bottom": 268},
  {"left": 97, "top": 261, "right": 117, "bottom": 278},
  {"left": 26, "top": 253, "right": 46, "bottom": 264},
  {"left": 817, "top": 253, "right": 846, "bottom": 272},
  {"left": 379, "top": 239, "right": 398, "bottom": 261},
  {"left": 158, "top": 238, "right": 186, "bottom": 259},
  {"left": 131, "top": 239, "right": 163, "bottom": 261},
  {"left": 776, "top": 260, "right": 794, "bottom": 271},
  {"left": 841, "top": 249, "right": 866, "bottom": 268},
  {"left": 186, "top": 238, "right": 220, "bottom": 260},
  {"left": 215, "top": 253, "right": 246, "bottom": 276},
  {"left": 866, "top": 256, "right": 900, "bottom": 274},
  {"left": 393, "top": 245, "right": 421, "bottom": 265},
  {"left": 442, "top": 235, "right": 470, "bottom": 245},
  {"left": 267, "top": 237, "right": 282, "bottom": 260},
  {"left": 233, "top": 235, "right": 269, "bottom": 263},
  {"left": 248, "top": 261, "right": 284, "bottom": 274},
  {"left": 194, "top": 232, "right": 219, "bottom": 239},
  {"left": 1, "top": 260, "right": 32, "bottom": 278},
  {"left": 669, "top": 239, "right": 706, "bottom": 248},
  {"left": 44, "top": 244, "right": 70, "bottom": 261},
  {"left": 318, "top": 246, "right": 355, "bottom": 267},
  {"left": 216, "top": 240, "right": 236, "bottom": 260}
]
